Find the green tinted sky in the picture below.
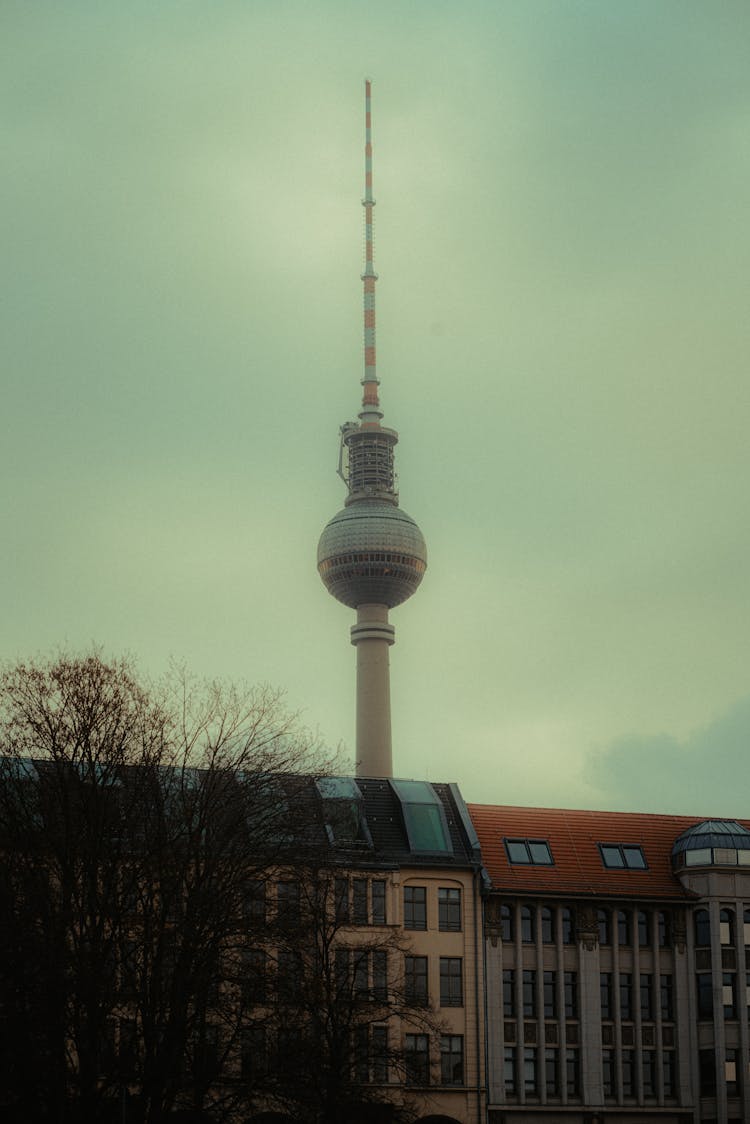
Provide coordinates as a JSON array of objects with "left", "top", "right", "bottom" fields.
[{"left": 3, "top": 1, "right": 748, "bottom": 814}]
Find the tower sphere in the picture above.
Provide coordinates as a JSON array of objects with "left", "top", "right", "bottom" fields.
[{"left": 318, "top": 500, "right": 427, "bottom": 609}]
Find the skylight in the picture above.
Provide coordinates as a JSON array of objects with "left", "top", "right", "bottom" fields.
[
  {"left": 315, "top": 776, "right": 371, "bottom": 846},
  {"left": 599, "top": 843, "right": 647, "bottom": 870},
  {"left": 390, "top": 779, "right": 453, "bottom": 854},
  {"left": 504, "top": 838, "right": 554, "bottom": 865}
]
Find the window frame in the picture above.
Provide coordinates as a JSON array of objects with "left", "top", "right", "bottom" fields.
[
  {"left": 598, "top": 842, "right": 648, "bottom": 870},
  {"left": 504, "top": 837, "right": 554, "bottom": 866}
]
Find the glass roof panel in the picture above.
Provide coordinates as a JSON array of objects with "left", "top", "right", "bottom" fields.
[
  {"left": 316, "top": 776, "right": 362, "bottom": 801},
  {"left": 390, "top": 779, "right": 453, "bottom": 854}
]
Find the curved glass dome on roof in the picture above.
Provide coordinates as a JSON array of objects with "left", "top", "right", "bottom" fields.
[{"left": 672, "top": 819, "right": 750, "bottom": 868}]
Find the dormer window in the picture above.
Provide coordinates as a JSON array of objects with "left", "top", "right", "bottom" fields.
[
  {"left": 504, "top": 838, "right": 554, "bottom": 865},
  {"left": 598, "top": 843, "right": 647, "bottom": 870},
  {"left": 316, "top": 776, "right": 372, "bottom": 846}
]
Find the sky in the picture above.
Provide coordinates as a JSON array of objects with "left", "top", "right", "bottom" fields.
[{"left": 3, "top": 1, "right": 748, "bottom": 817}]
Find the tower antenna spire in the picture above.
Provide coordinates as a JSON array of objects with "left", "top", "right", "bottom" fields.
[{"left": 361, "top": 78, "right": 381, "bottom": 425}]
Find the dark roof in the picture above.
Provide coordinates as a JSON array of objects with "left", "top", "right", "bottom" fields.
[{"left": 467, "top": 804, "right": 750, "bottom": 901}]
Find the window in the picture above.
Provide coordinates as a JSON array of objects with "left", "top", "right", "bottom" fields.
[
  {"left": 619, "top": 973, "right": 633, "bottom": 1021},
  {"left": 353, "top": 879, "right": 368, "bottom": 924},
  {"left": 598, "top": 843, "right": 647, "bottom": 869},
  {"left": 276, "top": 881, "right": 300, "bottom": 928},
  {"left": 637, "top": 910, "right": 650, "bottom": 947},
  {"left": 391, "top": 779, "right": 453, "bottom": 854},
  {"left": 438, "top": 887, "right": 461, "bottom": 932},
  {"left": 440, "top": 1035, "right": 464, "bottom": 1085},
  {"left": 745, "top": 907, "right": 750, "bottom": 945},
  {"left": 660, "top": 973, "right": 674, "bottom": 1021},
  {"left": 373, "top": 950, "right": 387, "bottom": 1002},
  {"left": 643, "top": 1050, "right": 656, "bottom": 1096},
  {"left": 544, "top": 1048, "right": 559, "bottom": 1095},
  {"left": 600, "top": 973, "right": 613, "bottom": 1020},
  {"left": 564, "top": 972, "right": 578, "bottom": 1020},
  {"left": 405, "top": 956, "right": 428, "bottom": 1006},
  {"left": 439, "top": 958, "right": 463, "bottom": 1007},
  {"left": 500, "top": 903, "right": 514, "bottom": 942},
  {"left": 543, "top": 971, "right": 557, "bottom": 1019},
  {"left": 640, "top": 973, "right": 653, "bottom": 1020},
  {"left": 503, "top": 969, "right": 515, "bottom": 1018},
  {"left": 720, "top": 908, "right": 734, "bottom": 945},
  {"left": 504, "top": 1046, "right": 517, "bottom": 1094},
  {"left": 404, "top": 1034, "right": 429, "bottom": 1085},
  {"left": 658, "top": 910, "right": 671, "bottom": 947},
  {"left": 504, "top": 838, "right": 554, "bottom": 865},
  {"left": 245, "top": 881, "right": 266, "bottom": 924},
  {"left": 404, "top": 886, "right": 426, "bottom": 930},
  {"left": 335, "top": 877, "right": 349, "bottom": 923},
  {"left": 541, "top": 907, "right": 554, "bottom": 943},
  {"left": 521, "top": 905, "right": 535, "bottom": 943},
  {"left": 566, "top": 1049, "right": 580, "bottom": 1096},
  {"left": 241, "top": 1025, "right": 268, "bottom": 1080},
  {"left": 616, "top": 910, "right": 631, "bottom": 946},
  {"left": 371, "top": 880, "right": 386, "bottom": 925},
  {"left": 523, "top": 1047, "right": 538, "bottom": 1094},
  {"left": 722, "top": 972, "right": 736, "bottom": 1018},
  {"left": 602, "top": 1049, "right": 616, "bottom": 1097},
  {"left": 663, "top": 1051, "right": 676, "bottom": 1096},
  {"left": 316, "top": 775, "right": 370, "bottom": 845},
  {"left": 597, "top": 909, "right": 611, "bottom": 945},
  {"left": 622, "top": 1049, "right": 635, "bottom": 1096},
  {"left": 725, "top": 1048, "right": 738, "bottom": 1095},
  {"left": 561, "top": 907, "right": 575, "bottom": 944},
  {"left": 695, "top": 908, "right": 711, "bottom": 947},
  {"left": 522, "top": 970, "right": 536, "bottom": 1018},
  {"left": 699, "top": 1049, "right": 716, "bottom": 1095},
  {"left": 242, "top": 948, "right": 266, "bottom": 1006},
  {"left": 277, "top": 950, "right": 302, "bottom": 1002},
  {"left": 697, "top": 973, "right": 713, "bottom": 1019},
  {"left": 354, "top": 1024, "right": 370, "bottom": 1083},
  {"left": 372, "top": 1025, "right": 388, "bottom": 1083},
  {"left": 354, "top": 950, "right": 370, "bottom": 998}
]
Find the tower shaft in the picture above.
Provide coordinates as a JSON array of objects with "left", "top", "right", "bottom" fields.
[{"left": 351, "top": 604, "right": 395, "bottom": 777}]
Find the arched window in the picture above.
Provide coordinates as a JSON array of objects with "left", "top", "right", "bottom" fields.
[
  {"left": 500, "top": 904, "right": 514, "bottom": 942},
  {"left": 616, "top": 910, "right": 631, "bottom": 946},
  {"left": 637, "top": 911, "right": 650, "bottom": 947},
  {"left": 719, "top": 908, "right": 734, "bottom": 946},
  {"left": 521, "top": 906, "right": 535, "bottom": 943},
  {"left": 597, "top": 909, "right": 610, "bottom": 946},
  {"left": 561, "top": 906, "right": 575, "bottom": 945},
  {"left": 540, "top": 906, "right": 554, "bottom": 943},
  {"left": 694, "top": 908, "right": 710, "bottom": 947},
  {"left": 657, "top": 911, "right": 671, "bottom": 947}
]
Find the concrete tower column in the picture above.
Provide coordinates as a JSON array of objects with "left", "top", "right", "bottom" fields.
[{"left": 350, "top": 603, "right": 395, "bottom": 777}]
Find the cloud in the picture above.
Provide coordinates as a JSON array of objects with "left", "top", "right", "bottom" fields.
[{"left": 586, "top": 695, "right": 750, "bottom": 816}]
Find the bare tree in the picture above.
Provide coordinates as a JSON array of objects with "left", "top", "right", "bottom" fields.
[{"left": 0, "top": 653, "right": 325, "bottom": 1124}]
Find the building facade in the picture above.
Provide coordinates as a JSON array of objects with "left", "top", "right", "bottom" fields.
[{"left": 469, "top": 803, "right": 750, "bottom": 1124}]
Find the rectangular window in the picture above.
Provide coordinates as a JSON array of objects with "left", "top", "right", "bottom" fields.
[
  {"left": 504, "top": 838, "right": 554, "bottom": 865},
  {"left": 622, "top": 1049, "right": 635, "bottom": 1096},
  {"left": 504, "top": 1046, "right": 516, "bottom": 1094},
  {"left": 617, "top": 910, "right": 631, "bottom": 946},
  {"left": 371, "top": 880, "right": 386, "bottom": 925},
  {"left": 404, "top": 886, "right": 427, "bottom": 930},
  {"left": 372, "top": 1025, "right": 388, "bottom": 1083},
  {"left": 658, "top": 910, "right": 671, "bottom": 946},
  {"left": 373, "top": 950, "right": 387, "bottom": 1002},
  {"left": 353, "top": 950, "right": 370, "bottom": 998},
  {"left": 405, "top": 955, "right": 428, "bottom": 1006},
  {"left": 503, "top": 969, "right": 515, "bottom": 1018},
  {"left": 599, "top": 843, "right": 647, "bottom": 869},
  {"left": 602, "top": 1049, "right": 616, "bottom": 1097},
  {"left": 723, "top": 972, "right": 736, "bottom": 1018},
  {"left": 440, "top": 1035, "right": 464, "bottom": 1085},
  {"left": 523, "top": 1047, "right": 538, "bottom": 1094},
  {"left": 564, "top": 972, "right": 578, "bottom": 1019},
  {"left": 643, "top": 1049, "right": 656, "bottom": 1095},
  {"left": 522, "top": 969, "right": 536, "bottom": 1018},
  {"left": 404, "top": 1034, "right": 429, "bottom": 1085},
  {"left": 640, "top": 973, "right": 653, "bottom": 1020},
  {"left": 725, "top": 1048, "right": 738, "bottom": 1094},
  {"left": 335, "top": 877, "right": 349, "bottom": 923},
  {"left": 619, "top": 973, "right": 633, "bottom": 1021},
  {"left": 600, "top": 973, "right": 613, "bottom": 1020},
  {"left": 277, "top": 881, "right": 300, "bottom": 928},
  {"left": 699, "top": 1049, "right": 716, "bottom": 1095},
  {"left": 660, "top": 973, "right": 674, "bottom": 1021},
  {"left": 561, "top": 907, "right": 575, "bottom": 944},
  {"left": 277, "top": 949, "right": 302, "bottom": 1003},
  {"left": 543, "top": 971, "right": 557, "bottom": 1019},
  {"left": 697, "top": 973, "right": 713, "bottom": 1019},
  {"left": 638, "top": 910, "right": 650, "bottom": 946},
  {"left": 438, "top": 887, "right": 462, "bottom": 931},
  {"left": 597, "top": 909, "right": 610, "bottom": 945},
  {"left": 541, "top": 907, "right": 554, "bottom": 943},
  {"left": 544, "top": 1048, "right": 558, "bottom": 1095},
  {"left": 439, "top": 957, "right": 463, "bottom": 1007},
  {"left": 663, "top": 1051, "right": 676, "bottom": 1096},
  {"left": 353, "top": 879, "right": 368, "bottom": 924},
  {"left": 242, "top": 948, "right": 266, "bottom": 1006},
  {"left": 566, "top": 1049, "right": 580, "bottom": 1096},
  {"left": 354, "top": 1024, "right": 369, "bottom": 1083},
  {"left": 521, "top": 906, "right": 535, "bottom": 943},
  {"left": 335, "top": 948, "right": 351, "bottom": 996},
  {"left": 245, "top": 880, "right": 266, "bottom": 924}
]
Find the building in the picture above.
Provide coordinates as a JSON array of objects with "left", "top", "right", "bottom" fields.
[{"left": 469, "top": 802, "right": 750, "bottom": 1124}]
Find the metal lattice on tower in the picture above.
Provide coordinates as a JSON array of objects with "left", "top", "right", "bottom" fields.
[{"left": 317, "top": 81, "right": 427, "bottom": 778}]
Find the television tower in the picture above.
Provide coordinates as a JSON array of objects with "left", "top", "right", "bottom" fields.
[{"left": 317, "top": 80, "right": 427, "bottom": 779}]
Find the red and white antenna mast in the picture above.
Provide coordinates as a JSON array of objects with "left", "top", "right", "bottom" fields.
[{"left": 360, "top": 78, "right": 381, "bottom": 426}]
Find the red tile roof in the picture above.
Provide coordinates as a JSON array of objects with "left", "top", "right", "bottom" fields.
[{"left": 468, "top": 804, "right": 750, "bottom": 901}]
